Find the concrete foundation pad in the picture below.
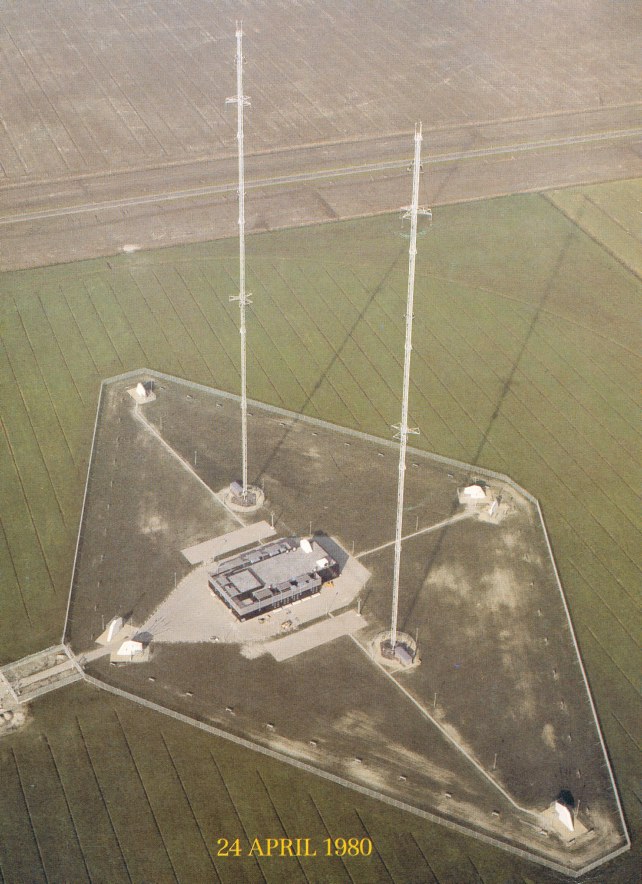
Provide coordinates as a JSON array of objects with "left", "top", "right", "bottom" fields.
[
  {"left": 139, "top": 545, "right": 370, "bottom": 647},
  {"left": 181, "top": 521, "right": 276, "bottom": 565},
  {"left": 264, "top": 610, "right": 366, "bottom": 661},
  {"left": 219, "top": 485, "right": 265, "bottom": 513}
]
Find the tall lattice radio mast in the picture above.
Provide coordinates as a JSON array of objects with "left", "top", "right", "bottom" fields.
[
  {"left": 226, "top": 23, "right": 260, "bottom": 508},
  {"left": 389, "top": 123, "right": 431, "bottom": 652}
]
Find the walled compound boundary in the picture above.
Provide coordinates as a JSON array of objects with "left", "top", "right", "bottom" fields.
[{"left": 60, "top": 369, "right": 631, "bottom": 877}]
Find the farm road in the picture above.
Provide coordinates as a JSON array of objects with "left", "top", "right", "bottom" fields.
[{"left": 1, "top": 106, "right": 640, "bottom": 270}]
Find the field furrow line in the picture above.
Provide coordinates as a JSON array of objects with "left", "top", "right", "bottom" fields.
[
  {"left": 209, "top": 754, "right": 267, "bottom": 882},
  {"left": 544, "top": 193, "right": 642, "bottom": 284},
  {"left": 102, "top": 274, "right": 157, "bottom": 370},
  {"left": 227, "top": 284, "right": 301, "bottom": 409},
  {"left": 217, "top": 262, "right": 291, "bottom": 408},
  {"left": 36, "top": 293, "right": 88, "bottom": 409},
  {"left": 357, "top": 267, "right": 501, "bottom": 454},
  {"left": 284, "top": 266, "right": 386, "bottom": 427},
  {"left": 412, "top": 258, "right": 641, "bottom": 363},
  {"left": 399, "top": 286, "right": 642, "bottom": 572},
  {"left": 478, "top": 291, "right": 641, "bottom": 449},
  {"left": 567, "top": 557, "right": 640, "bottom": 660},
  {"left": 1, "top": 23, "right": 73, "bottom": 174},
  {"left": 0, "top": 517, "right": 32, "bottom": 625},
  {"left": 168, "top": 274, "right": 236, "bottom": 385},
  {"left": 126, "top": 273, "right": 187, "bottom": 379},
  {"left": 307, "top": 792, "right": 355, "bottom": 884},
  {"left": 143, "top": 268, "right": 212, "bottom": 379},
  {"left": 61, "top": 3, "right": 177, "bottom": 159},
  {"left": 429, "top": 292, "right": 641, "bottom": 538},
  {"left": 0, "top": 341, "right": 71, "bottom": 529},
  {"left": 265, "top": 261, "right": 366, "bottom": 422},
  {"left": 250, "top": 268, "right": 333, "bottom": 410},
  {"left": 0, "top": 414, "right": 59, "bottom": 593},
  {"left": 253, "top": 39, "right": 330, "bottom": 142},
  {"left": 15, "top": 24, "right": 93, "bottom": 172},
  {"left": 452, "top": 281, "right": 641, "bottom": 459},
  {"left": 0, "top": 105, "right": 28, "bottom": 175},
  {"left": 81, "top": 278, "right": 126, "bottom": 371},
  {"left": 610, "top": 713, "right": 641, "bottom": 753},
  {"left": 44, "top": 736, "right": 91, "bottom": 883},
  {"left": 268, "top": 262, "right": 366, "bottom": 426},
  {"left": 175, "top": 266, "right": 237, "bottom": 380},
  {"left": 153, "top": 48, "right": 219, "bottom": 136},
  {"left": 57, "top": 284, "right": 103, "bottom": 377},
  {"left": 584, "top": 625, "right": 639, "bottom": 695},
  {"left": 146, "top": 9, "right": 244, "bottom": 139},
  {"left": 245, "top": 280, "right": 320, "bottom": 412},
  {"left": 9, "top": 296, "right": 78, "bottom": 468},
  {"left": 137, "top": 7, "right": 228, "bottom": 138},
  {"left": 566, "top": 552, "right": 641, "bottom": 637},
  {"left": 255, "top": 769, "right": 310, "bottom": 882},
  {"left": 40, "top": 8, "right": 136, "bottom": 165},
  {"left": 353, "top": 809, "right": 395, "bottom": 883},
  {"left": 102, "top": 0, "right": 218, "bottom": 151},
  {"left": 159, "top": 733, "right": 221, "bottom": 882},
  {"left": 408, "top": 833, "right": 440, "bottom": 883},
  {"left": 472, "top": 419, "right": 637, "bottom": 609},
  {"left": 345, "top": 262, "right": 486, "bottom": 440},
  {"left": 543, "top": 499, "right": 639, "bottom": 614},
  {"left": 294, "top": 260, "right": 410, "bottom": 430},
  {"left": 341, "top": 264, "right": 465, "bottom": 452},
  {"left": 75, "top": 716, "right": 132, "bottom": 883},
  {"left": 80, "top": 48, "right": 168, "bottom": 158},
  {"left": 315, "top": 265, "right": 407, "bottom": 408},
  {"left": 113, "top": 710, "right": 179, "bottom": 883},
  {"left": 151, "top": 268, "right": 215, "bottom": 376},
  {"left": 11, "top": 748, "right": 49, "bottom": 883},
  {"left": 472, "top": 295, "right": 641, "bottom": 469}
]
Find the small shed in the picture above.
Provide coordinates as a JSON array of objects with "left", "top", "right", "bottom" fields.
[
  {"left": 118, "top": 639, "right": 145, "bottom": 658},
  {"left": 106, "top": 616, "right": 123, "bottom": 642},
  {"left": 554, "top": 789, "right": 575, "bottom": 832}
]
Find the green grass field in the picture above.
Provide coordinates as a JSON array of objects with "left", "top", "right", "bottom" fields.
[{"left": 0, "top": 181, "right": 640, "bottom": 882}]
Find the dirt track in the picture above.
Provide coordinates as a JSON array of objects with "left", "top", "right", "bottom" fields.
[
  {"left": 2, "top": 106, "right": 640, "bottom": 270},
  {"left": 1, "top": 0, "right": 640, "bottom": 269}
]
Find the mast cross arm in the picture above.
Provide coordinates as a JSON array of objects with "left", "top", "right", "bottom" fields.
[
  {"left": 392, "top": 423, "right": 420, "bottom": 440},
  {"left": 401, "top": 206, "right": 432, "bottom": 220}
]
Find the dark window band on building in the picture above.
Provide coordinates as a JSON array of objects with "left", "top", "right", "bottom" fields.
[{"left": 208, "top": 537, "right": 340, "bottom": 621}]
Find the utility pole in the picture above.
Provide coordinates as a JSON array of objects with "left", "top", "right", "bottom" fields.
[
  {"left": 227, "top": 23, "right": 252, "bottom": 500},
  {"left": 389, "top": 123, "right": 431, "bottom": 650}
]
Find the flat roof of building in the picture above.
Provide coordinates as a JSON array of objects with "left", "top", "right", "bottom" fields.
[{"left": 209, "top": 537, "right": 339, "bottom": 620}]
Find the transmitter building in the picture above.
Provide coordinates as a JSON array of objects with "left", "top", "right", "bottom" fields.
[{"left": 208, "top": 537, "right": 340, "bottom": 621}]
